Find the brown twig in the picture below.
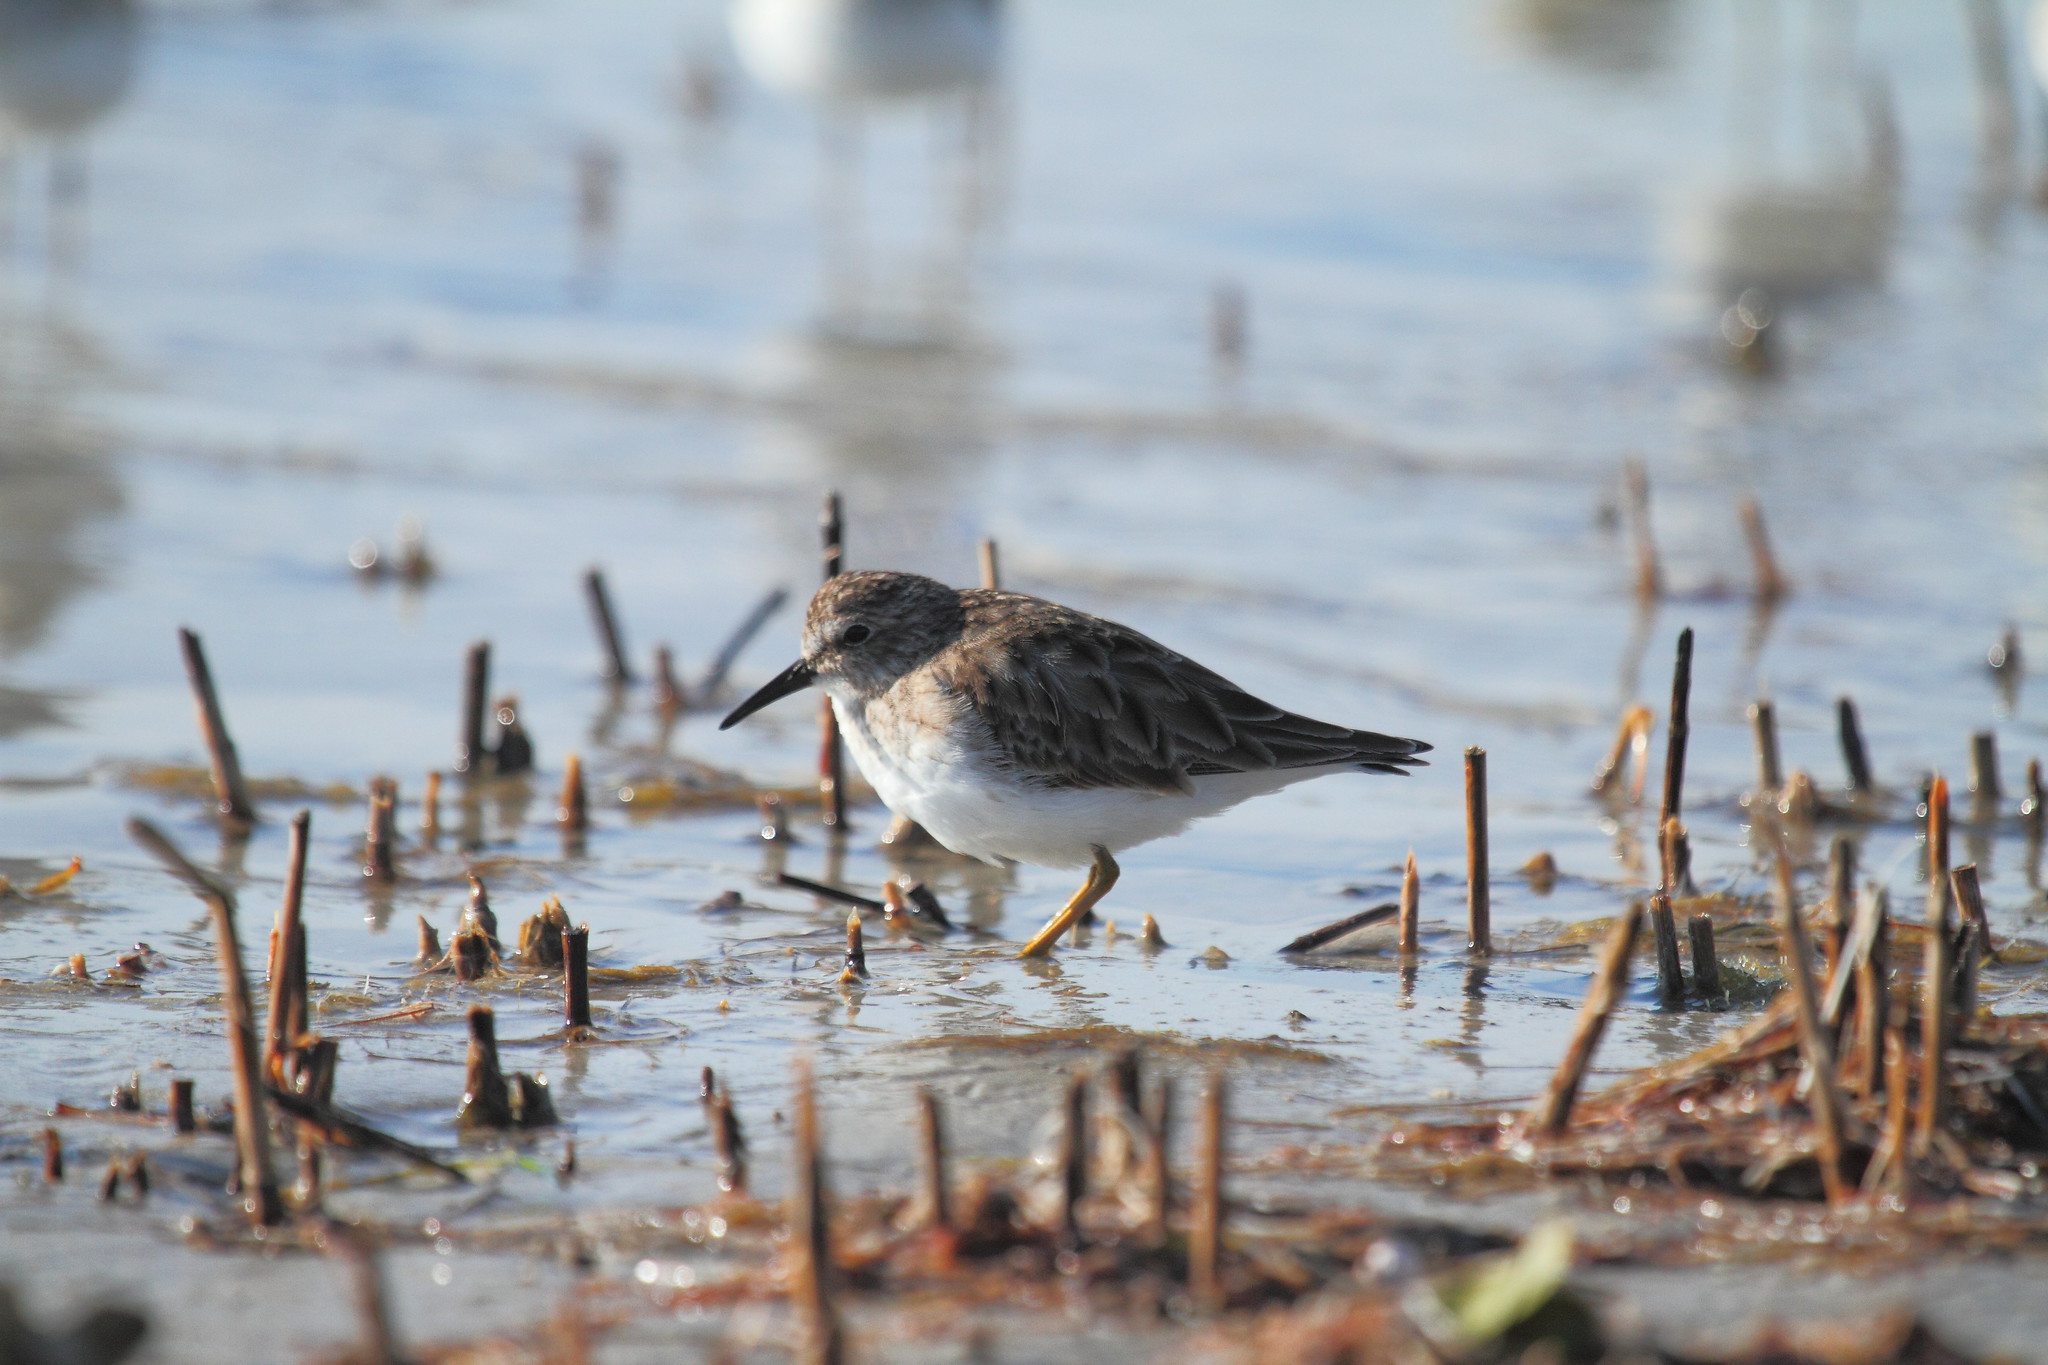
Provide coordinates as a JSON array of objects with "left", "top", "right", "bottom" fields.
[
  {"left": 420, "top": 771, "right": 441, "bottom": 839},
  {"left": 1915, "top": 885, "right": 1951, "bottom": 1156},
  {"left": 127, "top": 817, "right": 282, "bottom": 1224},
  {"left": 1464, "top": 747, "right": 1489, "bottom": 954},
  {"left": 40, "top": 1127, "right": 62, "bottom": 1182},
  {"left": 362, "top": 779, "right": 396, "bottom": 883},
  {"left": 1527, "top": 901, "right": 1643, "bottom": 1136},
  {"left": 1189, "top": 1071, "right": 1226, "bottom": 1314},
  {"left": 840, "top": 908, "right": 867, "bottom": 982},
  {"left": 712, "top": 1085, "right": 747, "bottom": 1196},
  {"left": 1590, "top": 704, "right": 1653, "bottom": 801},
  {"left": 916, "top": 1089, "right": 949, "bottom": 1230},
  {"left": 1970, "top": 731, "right": 2001, "bottom": 802},
  {"left": 557, "top": 753, "right": 589, "bottom": 834},
  {"left": 790, "top": 1057, "right": 843, "bottom": 1365},
  {"left": 583, "top": 567, "right": 634, "bottom": 683},
  {"left": 266, "top": 811, "right": 312, "bottom": 1079},
  {"left": 1928, "top": 775, "right": 1953, "bottom": 933},
  {"left": 169, "top": 1079, "right": 195, "bottom": 1135},
  {"left": 1766, "top": 826, "right": 1849, "bottom": 1204},
  {"left": 978, "top": 537, "right": 1000, "bottom": 591},
  {"left": 177, "top": 627, "right": 256, "bottom": 828},
  {"left": 458, "top": 1005, "right": 512, "bottom": 1129},
  {"left": 1622, "top": 460, "right": 1662, "bottom": 603},
  {"left": 1398, "top": 850, "right": 1420, "bottom": 957},
  {"left": 1660, "top": 628, "right": 1694, "bottom": 828},
  {"left": 1739, "top": 495, "right": 1789, "bottom": 603}
]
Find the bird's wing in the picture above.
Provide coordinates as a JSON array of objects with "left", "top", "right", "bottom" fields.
[{"left": 936, "top": 594, "right": 1430, "bottom": 794}]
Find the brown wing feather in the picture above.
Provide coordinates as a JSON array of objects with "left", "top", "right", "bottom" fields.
[{"left": 933, "top": 591, "right": 1431, "bottom": 793}]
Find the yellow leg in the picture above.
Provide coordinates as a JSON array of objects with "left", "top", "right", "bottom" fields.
[{"left": 1017, "top": 847, "right": 1119, "bottom": 958}]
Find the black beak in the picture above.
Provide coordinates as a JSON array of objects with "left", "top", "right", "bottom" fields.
[{"left": 719, "top": 659, "right": 817, "bottom": 730}]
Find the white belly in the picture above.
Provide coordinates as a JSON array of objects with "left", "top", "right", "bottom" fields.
[{"left": 830, "top": 692, "right": 1321, "bottom": 870}]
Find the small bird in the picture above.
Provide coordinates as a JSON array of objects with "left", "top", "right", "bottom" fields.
[{"left": 722, "top": 571, "right": 1430, "bottom": 956}]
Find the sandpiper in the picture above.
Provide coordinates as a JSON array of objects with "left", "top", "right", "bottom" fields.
[{"left": 721, "top": 571, "right": 1431, "bottom": 956}]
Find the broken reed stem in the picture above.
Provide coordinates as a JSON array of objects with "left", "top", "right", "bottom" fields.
[
  {"left": 557, "top": 753, "right": 589, "bottom": 833},
  {"left": 818, "top": 494, "right": 846, "bottom": 831},
  {"left": 265, "top": 810, "right": 313, "bottom": 1078},
  {"left": 712, "top": 1087, "right": 747, "bottom": 1195},
  {"left": 1687, "top": 913, "right": 1720, "bottom": 998},
  {"left": 1590, "top": 704, "right": 1653, "bottom": 801},
  {"left": 1749, "top": 699, "right": 1782, "bottom": 793},
  {"left": 1916, "top": 882, "right": 1952, "bottom": 1155},
  {"left": 1464, "top": 747, "right": 1489, "bottom": 954},
  {"left": 1826, "top": 838, "right": 1856, "bottom": 974},
  {"left": 1837, "top": 696, "right": 1874, "bottom": 793},
  {"left": 1189, "top": 1071, "right": 1226, "bottom": 1315},
  {"left": 456, "top": 641, "right": 491, "bottom": 776},
  {"left": 362, "top": 779, "right": 396, "bottom": 882},
  {"left": 1767, "top": 829, "right": 1849, "bottom": 1204},
  {"left": 1738, "top": 495, "right": 1788, "bottom": 603},
  {"left": 1659, "top": 816, "right": 1691, "bottom": 901},
  {"left": 1649, "top": 895, "right": 1683, "bottom": 1005},
  {"left": 1928, "top": 775, "right": 1953, "bottom": 934},
  {"left": 583, "top": 567, "right": 634, "bottom": 683},
  {"left": 40, "top": 1127, "right": 62, "bottom": 1182},
  {"left": 1953, "top": 863, "right": 1990, "bottom": 945},
  {"left": 177, "top": 627, "right": 256, "bottom": 828},
  {"left": 1622, "top": 459, "right": 1662, "bottom": 603},
  {"left": 1058, "top": 1070, "right": 1086, "bottom": 1244},
  {"left": 563, "top": 924, "right": 592, "bottom": 1030},
  {"left": 978, "top": 537, "right": 1000, "bottom": 591},
  {"left": 841, "top": 909, "right": 867, "bottom": 981},
  {"left": 169, "top": 1079, "right": 196, "bottom": 1135},
  {"left": 789, "top": 1059, "right": 843, "bottom": 1365},
  {"left": 1971, "top": 731, "right": 2001, "bottom": 801},
  {"left": 1141, "top": 1076, "right": 1172, "bottom": 1244},
  {"left": 420, "top": 771, "right": 441, "bottom": 838},
  {"left": 1528, "top": 901, "right": 1644, "bottom": 1136},
  {"left": 1660, "top": 627, "right": 1694, "bottom": 829},
  {"left": 1398, "top": 851, "right": 1420, "bottom": 957},
  {"left": 462, "top": 1005, "right": 512, "bottom": 1128},
  {"left": 127, "top": 818, "right": 282, "bottom": 1224},
  {"left": 916, "top": 1089, "right": 950, "bottom": 1230}
]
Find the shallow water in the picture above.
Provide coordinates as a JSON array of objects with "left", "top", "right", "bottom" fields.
[{"left": 4, "top": 0, "right": 2048, "bottom": 1359}]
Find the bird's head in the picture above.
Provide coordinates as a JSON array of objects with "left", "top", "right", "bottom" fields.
[{"left": 719, "top": 570, "right": 965, "bottom": 728}]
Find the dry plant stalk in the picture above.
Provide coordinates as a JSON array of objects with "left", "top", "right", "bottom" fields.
[
  {"left": 1739, "top": 495, "right": 1789, "bottom": 603},
  {"left": 1767, "top": 828, "right": 1849, "bottom": 1203},
  {"left": 1971, "top": 731, "right": 2001, "bottom": 801},
  {"left": 1190, "top": 1071, "right": 1226, "bottom": 1314},
  {"left": 1649, "top": 895, "right": 1683, "bottom": 1004},
  {"left": 1057, "top": 1070, "right": 1087, "bottom": 1243},
  {"left": 1687, "top": 913, "right": 1720, "bottom": 998},
  {"left": 1928, "top": 776, "right": 1953, "bottom": 933},
  {"left": 557, "top": 753, "right": 589, "bottom": 833},
  {"left": 1398, "top": 851, "right": 1420, "bottom": 957},
  {"left": 177, "top": 627, "right": 256, "bottom": 827},
  {"left": 420, "top": 770, "right": 441, "bottom": 838},
  {"left": 978, "top": 537, "right": 1000, "bottom": 591},
  {"left": 1527, "top": 902, "right": 1643, "bottom": 1135},
  {"left": 128, "top": 818, "right": 282, "bottom": 1224},
  {"left": 456, "top": 640, "right": 491, "bottom": 776},
  {"left": 1622, "top": 459, "right": 1662, "bottom": 603},
  {"left": 362, "top": 779, "right": 396, "bottom": 882},
  {"left": 583, "top": 566, "right": 634, "bottom": 684},
  {"left": 1590, "top": 704, "right": 1653, "bottom": 800},
  {"left": 265, "top": 811, "right": 312, "bottom": 1078},
  {"left": 1141, "top": 1075, "right": 1172, "bottom": 1245},
  {"left": 1463, "top": 748, "right": 1489, "bottom": 954},
  {"left": 841, "top": 909, "right": 867, "bottom": 981},
  {"left": 1749, "top": 699, "right": 1783, "bottom": 793},
  {"left": 789, "top": 1058, "right": 844, "bottom": 1365},
  {"left": 563, "top": 924, "right": 593, "bottom": 1030},
  {"left": 712, "top": 1086, "right": 747, "bottom": 1195},
  {"left": 1660, "top": 628, "right": 1695, "bottom": 826},
  {"left": 917, "top": 1089, "right": 950, "bottom": 1230},
  {"left": 459, "top": 1005, "right": 512, "bottom": 1130},
  {"left": 169, "top": 1079, "right": 196, "bottom": 1135}
]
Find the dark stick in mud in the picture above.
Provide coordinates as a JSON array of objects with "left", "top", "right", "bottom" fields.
[
  {"left": 1058, "top": 1070, "right": 1086, "bottom": 1244},
  {"left": 1837, "top": 696, "right": 1874, "bottom": 792},
  {"left": 557, "top": 753, "right": 589, "bottom": 834},
  {"left": 456, "top": 641, "right": 490, "bottom": 776},
  {"left": 1749, "top": 699, "right": 1782, "bottom": 793},
  {"left": 459, "top": 1005, "right": 512, "bottom": 1129},
  {"left": 564, "top": 924, "right": 593, "bottom": 1030},
  {"left": 1660, "top": 627, "right": 1694, "bottom": 828},
  {"left": 1190, "top": 1071, "right": 1226, "bottom": 1315},
  {"left": 790, "top": 1058, "right": 843, "bottom": 1365},
  {"left": 917, "top": 1089, "right": 950, "bottom": 1230},
  {"left": 40, "top": 1128, "right": 61, "bottom": 1182},
  {"left": 1528, "top": 901, "right": 1643, "bottom": 1136},
  {"left": 1649, "top": 894, "right": 1683, "bottom": 1005},
  {"left": 178, "top": 627, "right": 256, "bottom": 827},
  {"left": 169, "top": 1079, "right": 196, "bottom": 1135},
  {"left": 1398, "top": 850, "right": 1420, "bottom": 957},
  {"left": 1464, "top": 747, "right": 1489, "bottom": 954},
  {"left": 128, "top": 817, "right": 282, "bottom": 1224},
  {"left": 1916, "top": 885, "right": 1952, "bottom": 1155},
  {"left": 840, "top": 908, "right": 867, "bottom": 982},
  {"left": 712, "top": 1086, "right": 747, "bottom": 1195},
  {"left": 583, "top": 567, "right": 634, "bottom": 684},
  {"left": 819, "top": 494, "right": 846, "bottom": 830},
  {"left": 978, "top": 537, "right": 1000, "bottom": 591},
  {"left": 1971, "top": 731, "right": 2001, "bottom": 802},
  {"left": 1687, "top": 913, "right": 1720, "bottom": 998},
  {"left": 362, "top": 780, "right": 396, "bottom": 882},
  {"left": 1739, "top": 496, "right": 1789, "bottom": 603},
  {"left": 1953, "top": 863, "right": 1990, "bottom": 944},
  {"left": 1826, "top": 838, "right": 1856, "bottom": 970},
  {"left": 420, "top": 771, "right": 441, "bottom": 839},
  {"left": 266, "top": 810, "right": 312, "bottom": 1076},
  {"left": 1768, "top": 830, "right": 1849, "bottom": 1203}
]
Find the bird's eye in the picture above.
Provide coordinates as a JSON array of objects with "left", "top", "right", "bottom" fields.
[{"left": 842, "top": 624, "right": 872, "bottom": 646}]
